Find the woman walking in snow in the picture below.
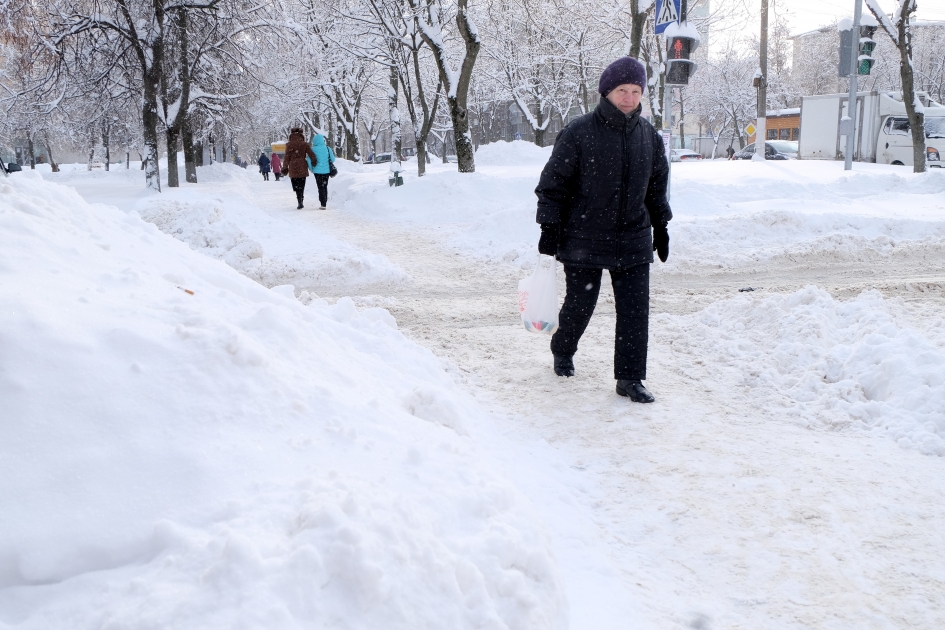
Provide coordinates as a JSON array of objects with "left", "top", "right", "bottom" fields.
[
  {"left": 535, "top": 56, "right": 672, "bottom": 403},
  {"left": 258, "top": 152, "right": 271, "bottom": 181},
  {"left": 270, "top": 151, "right": 283, "bottom": 181},
  {"left": 306, "top": 133, "right": 336, "bottom": 210},
  {"left": 280, "top": 127, "right": 318, "bottom": 209}
]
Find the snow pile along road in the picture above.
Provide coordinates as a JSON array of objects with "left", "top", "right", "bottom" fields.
[
  {"left": 658, "top": 286, "right": 945, "bottom": 454},
  {"left": 334, "top": 155, "right": 945, "bottom": 272},
  {"left": 0, "top": 173, "right": 566, "bottom": 629}
]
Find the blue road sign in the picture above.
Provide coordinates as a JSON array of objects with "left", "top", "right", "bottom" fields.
[{"left": 654, "top": 0, "right": 681, "bottom": 35}]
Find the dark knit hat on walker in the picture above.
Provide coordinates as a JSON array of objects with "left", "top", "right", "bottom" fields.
[{"left": 598, "top": 57, "right": 647, "bottom": 97}]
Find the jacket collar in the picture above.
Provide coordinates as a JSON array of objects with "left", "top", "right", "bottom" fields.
[{"left": 596, "top": 97, "right": 643, "bottom": 131}]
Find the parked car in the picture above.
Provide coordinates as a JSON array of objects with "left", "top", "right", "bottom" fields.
[
  {"left": 671, "top": 149, "right": 703, "bottom": 162},
  {"left": 373, "top": 152, "right": 392, "bottom": 164},
  {"left": 766, "top": 140, "right": 798, "bottom": 158},
  {"left": 733, "top": 141, "right": 794, "bottom": 160},
  {"left": 445, "top": 155, "right": 458, "bottom": 163},
  {"left": 1, "top": 159, "right": 22, "bottom": 174}
]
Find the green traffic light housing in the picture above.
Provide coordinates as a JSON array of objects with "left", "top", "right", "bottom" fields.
[{"left": 858, "top": 25, "right": 877, "bottom": 75}]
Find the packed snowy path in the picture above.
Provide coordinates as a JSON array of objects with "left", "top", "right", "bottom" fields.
[{"left": 244, "top": 178, "right": 945, "bottom": 629}]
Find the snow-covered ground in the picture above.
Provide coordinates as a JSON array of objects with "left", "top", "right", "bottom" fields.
[{"left": 3, "top": 145, "right": 945, "bottom": 629}]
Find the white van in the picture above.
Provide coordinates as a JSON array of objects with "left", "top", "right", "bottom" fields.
[
  {"left": 880, "top": 114, "right": 944, "bottom": 167},
  {"left": 799, "top": 91, "right": 944, "bottom": 167}
]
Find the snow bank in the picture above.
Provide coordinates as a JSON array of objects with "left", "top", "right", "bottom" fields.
[
  {"left": 659, "top": 287, "right": 945, "bottom": 454},
  {"left": 334, "top": 151, "right": 945, "bottom": 270},
  {"left": 135, "top": 192, "right": 407, "bottom": 294},
  {"left": 665, "top": 210, "right": 945, "bottom": 270},
  {"left": 474, "top": 140, "right": 552, "bottom": 167},
  {"left": 44, "top": 161, "right": 409, "bottom": 294},
  {"left": 0, "top": 175, "right": 566, "bottom": 628}
]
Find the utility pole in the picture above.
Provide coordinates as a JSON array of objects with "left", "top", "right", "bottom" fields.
[
  {"left": 753, "top": 0, "right": 768, "bottom": 160},
  {"left": 844, "top": 0, "right": 863, "bottom": 170}
]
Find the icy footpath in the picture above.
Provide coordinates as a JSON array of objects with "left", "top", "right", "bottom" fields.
[
  {"left": 0, "top": 173, "right": 566, "bottom": 628},
  {"left": 659, "top": 286, "right": 945, "bottom": 454}
]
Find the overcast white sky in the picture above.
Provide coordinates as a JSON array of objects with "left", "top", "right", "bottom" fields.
[{"left": 725, "top": 0, "right": 945, "bottom": 39}]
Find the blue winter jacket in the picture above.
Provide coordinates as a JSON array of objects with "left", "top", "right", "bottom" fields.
[{"left": 306, "top": 134, "right": 335, "bottom": 175}]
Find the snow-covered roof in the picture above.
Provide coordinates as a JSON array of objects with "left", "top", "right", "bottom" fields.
[{"left": 769, "top": 108, "right": 800, "bottom": 117}]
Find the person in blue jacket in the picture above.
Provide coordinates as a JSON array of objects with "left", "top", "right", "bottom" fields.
[{"left": 306, "top": 133, "right": 336, "bottom": 210}]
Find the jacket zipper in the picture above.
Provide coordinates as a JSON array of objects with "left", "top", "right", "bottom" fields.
[{"left": 616, "top": 122, "right": 631, "bottom": 266}]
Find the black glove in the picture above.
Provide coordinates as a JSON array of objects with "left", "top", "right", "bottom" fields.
[
  {"left": 538, "top": 224, "right": 558, "bottom": 256},
  {"left": 653, "top": 223, "right": 669, "bottom": 263}
]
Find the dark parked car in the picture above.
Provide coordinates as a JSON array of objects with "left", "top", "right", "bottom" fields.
[
  {"left": 733, "top": 141, "right": 797, "bottom": 160},
  {"left": 373, "top": 152, "right": 392, "bottom": 164},
  {"left": 1, "top": 158, "right": 22, "bottom": 174}
]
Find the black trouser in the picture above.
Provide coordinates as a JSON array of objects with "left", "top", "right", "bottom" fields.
[
  {"left": 290, "top": 177, "right": 306, "bottom": 203},
  {"left": 550, "top": 263, "right": 650, "bottom": 380},
  {"left": 313, "top": 173, "right": 330, "bottom": 207},
  {"left": 274, "top": 172, "right": 281, "bottom": 181},
  {"left": 261, "top": 171, "right": 269, "bottom": 181}
]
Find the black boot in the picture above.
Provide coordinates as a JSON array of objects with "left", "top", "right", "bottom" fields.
[
  {"left": 616, "top": 380, "right": 654, "bottom": 403},
  {"left": 554, "top": 355, "right": 574, "bottom": 377},
  {"left": 297, "top": 198, "right": 304, "bottom": 209}
]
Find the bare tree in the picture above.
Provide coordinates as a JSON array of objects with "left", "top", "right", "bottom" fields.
[
  {"left": 865, "top": 0, "right": 926, "bottom": 172},
  {"left": 410, "top": 0, "right": 480, "bottom": 172}
]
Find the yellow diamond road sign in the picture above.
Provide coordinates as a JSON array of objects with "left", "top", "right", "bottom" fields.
[{"left": 745, "top": 123, "right": 756, "bottom": 137}]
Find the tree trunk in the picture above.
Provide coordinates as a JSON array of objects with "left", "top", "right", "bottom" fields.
[
  {"left": 43, "top": 131, "right": 59, "bottom": 172},
  {"left": 182, "top": 118, "right": 197, "bottom": 183},
  {"left": 678, "top": 90, "right": 685, "bottom": 149},
  {"left": 389, "top": 65, "right": 402, "bottom": 165},
  {"left": 102, "top": 122, "right": 110, "bottom": 171},
  {"left": 166, "top": 127, "right": 180, "bottom": 187},
  {"left": 898, "top": 12, "right": 926, "bottom": 172},
  {"left": 126, "top": 150, "right": 130, "bottom": 169},
  {"left": 416, "top": 139, "right": 428, "bottom": 176},
  {"left": 142, "top": 63, "right": 163, "bottom": 191},
  {"left": 629, "top": 0, "right": 650, "bottom": 59},
  {"left": 27, "top": 134, "right": 35, "bottom": 170}
]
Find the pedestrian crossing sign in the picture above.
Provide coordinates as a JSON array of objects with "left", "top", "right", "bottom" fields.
[{"left": 655, "top": 0, "right": 680, "bottom": 34}]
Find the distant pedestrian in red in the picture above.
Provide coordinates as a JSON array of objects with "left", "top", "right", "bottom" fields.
[{"left": 270, "top": 152, "right": 283, "bottom": 181}]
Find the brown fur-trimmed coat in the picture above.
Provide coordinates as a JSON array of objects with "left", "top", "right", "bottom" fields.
[{"left": 282, "top": 130, "right": 317, "bottom": 178}]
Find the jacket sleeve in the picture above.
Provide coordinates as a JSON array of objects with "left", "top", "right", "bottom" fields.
[
  {"left": 534, "top": 127, "right": 580, "bottom": 225},
  {"left": 645, "top": 129, "right": 673, "bottom": 226}
]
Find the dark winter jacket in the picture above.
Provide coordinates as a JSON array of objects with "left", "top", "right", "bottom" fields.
[
  {"left": 535, "top": 97, "right": 672, "bottom": 269},
  {"left": 282, "top": 131, "right": 317, "bottom": 178},
  {"left": 258, "top": 153, "right": 271, "bottom": 173}
]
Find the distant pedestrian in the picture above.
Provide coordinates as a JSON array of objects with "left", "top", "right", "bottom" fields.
[
  {"left": 306, "top": 133, "right": 336, "bottom": 210},
  {"left": 726, "top": 145, "right": 735, "bottom": 160},
  {"left": 270, "top": 152, "right": 282, "bottom": 181},
  {"left": 280, "top": 127, "right": 318, "bottom": 209},
  {"left": 258, "top": 152, "right": 271, "bottom": 181},
  {"left": 535, "top": 56, "right": 672, "bottom": 403}
]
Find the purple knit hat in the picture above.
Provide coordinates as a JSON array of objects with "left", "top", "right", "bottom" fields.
[{"left": 598, "top": 57, "right": 647, "bottom": 96}]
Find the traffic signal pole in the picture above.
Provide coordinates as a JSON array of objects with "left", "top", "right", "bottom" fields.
[{"left": 844, "top": 0, "right": 863, "bottom": 171}]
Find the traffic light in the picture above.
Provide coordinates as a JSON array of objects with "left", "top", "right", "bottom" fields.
[
  {"left": 858, "top": 25, "right": 877, "bottom": 75},
  {"left": 666, "top": 34, "right": 698, "bottom": 85}
]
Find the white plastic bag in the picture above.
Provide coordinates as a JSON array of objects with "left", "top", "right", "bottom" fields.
[{"left": 518, "top": 254, "right": 559, "bottom": 334}]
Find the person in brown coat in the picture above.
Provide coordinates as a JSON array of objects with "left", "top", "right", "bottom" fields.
[{"left": 281, "top": 127, "right": 318, "bottom": 209}]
